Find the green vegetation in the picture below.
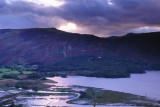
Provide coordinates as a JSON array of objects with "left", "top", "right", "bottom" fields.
[
  {"left": 37, "top": 55, "right": 145, "bottom": 78},
  {"left": 68, "top": 88, "right": 160, "bottom": 107},
  {"left": 14, "top": 79, "right": 50, "bottom": 90},
  {"left": 22, "top": 71, "right": 34, "bottom": 75},
  {"left": 0, "top": 65, "right": 35, "bottom": 80},
  {"left": 0, "top": 65, "right": 41, "bottom": 91},
  {"left": 0, "top": 68, "right": 20, "bottom": 79},
  {"left": 0, "top": 54, "right": 156, "bottom": 79},
  {"left": 23, "top": 92, "right": 75, "bottom": 96},
  {"left": 0, "top": 69, "right": 159, "bottom": 107},
  {"left": 0, "top": 87, "right": 21, "bottom": 91},
  {"left": 0, "top": 68, "right": 11, "bottom": 72}
]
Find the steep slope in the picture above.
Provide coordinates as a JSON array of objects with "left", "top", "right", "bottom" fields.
[
  {"left": 0, "top": 28, "right": 160, "bottom": 65},
  {"left": 104, "top": 32, "right": 160, "bottom": 64},
  {"left": 0, "top": 28, "right": 104, "bottom": 64}
]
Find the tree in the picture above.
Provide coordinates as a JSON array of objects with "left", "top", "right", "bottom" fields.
[{"left": 86, "top": 88, "right": 102, "bottom": 107}]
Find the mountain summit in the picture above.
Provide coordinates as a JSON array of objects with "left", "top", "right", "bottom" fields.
[{"left": 0, "top": 28, "right": 160, "bottom": 65}]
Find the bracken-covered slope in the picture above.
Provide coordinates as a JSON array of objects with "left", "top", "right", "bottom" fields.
[{"left": 0, "top": 28, "right": 160, "bottom": 65}]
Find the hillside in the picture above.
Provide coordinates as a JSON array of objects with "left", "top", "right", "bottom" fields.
[{"left": 0, "top": 28, "right": 160, "bottom": 65}]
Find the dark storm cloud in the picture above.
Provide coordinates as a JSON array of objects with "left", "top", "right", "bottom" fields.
[
  {"left": 55, "top": 0, "right": 160, "bottom": 36},
  {"left": 0, "top": 0, "right": 160, "bottom": 36}
]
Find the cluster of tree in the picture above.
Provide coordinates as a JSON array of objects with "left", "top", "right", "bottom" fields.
[
  {"left": 2, "top": 74, "right": 17, "bottom": 79},
  {"left": 3, "top": 65, "right": 37, "bottom": 72},
  {"left": 27, "top": 72, "right": 67, "bottom": 79},
  {"left": 0, "top": 55, "right": 147, "bottom": 79},
  {"left": 36, "top": 55, "right": 145, "bottom": 78},
  {"left": 144, "top": 64, "right": 160, "bottom": 70},
  {"left": 15, "top": 81, "right": 38, "bottom": 91},
  {"left": 79, "top": 88, "right": 102, "bottom": 107}
]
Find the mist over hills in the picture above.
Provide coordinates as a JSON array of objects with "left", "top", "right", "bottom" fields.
[{"left": 0, "top": 28, "right": 160, "bottom": 65}]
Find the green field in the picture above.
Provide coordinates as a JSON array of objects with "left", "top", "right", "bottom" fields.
[
  {"left": 22, "top": 71, "right": 34, "bottom": 75},
  {"left": 0, "top": 68, "right": 34, "bottom": 79},
  {"left": 0, "top": 68, "right": 20, "bottom": 78}
]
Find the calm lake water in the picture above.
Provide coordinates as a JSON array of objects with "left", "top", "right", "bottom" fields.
[
  {"left": 1, "top": 71, "right": 159, "bottom": 107},
  {"left": 48, "top": 71, "right": 160, "bottom": 100}
]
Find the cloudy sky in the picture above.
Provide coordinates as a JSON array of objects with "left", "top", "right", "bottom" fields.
[{"left": 0, "top": 0, "right": 160, "bottom": 37}]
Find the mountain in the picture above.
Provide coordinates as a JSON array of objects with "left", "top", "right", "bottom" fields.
[
  {"left": 0, "top": 28, "right": 160, "bottom": 65},
  {"left": 107, "top": 36, "right": 118, "bottom": 39}
]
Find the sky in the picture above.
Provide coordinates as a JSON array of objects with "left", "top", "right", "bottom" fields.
[{"left": 0, "top": 0, "right": 160, "bottom": 37}]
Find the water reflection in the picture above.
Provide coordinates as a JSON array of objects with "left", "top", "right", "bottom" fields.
[
  {"left": 48, "top": 71, "right": 160, "bottom": 100},
  {"left": 16, "top": 95, "right": 72, "bottom": 107},
  {"left": 1, "top": 71, "right": 159, "bottom": 106}
]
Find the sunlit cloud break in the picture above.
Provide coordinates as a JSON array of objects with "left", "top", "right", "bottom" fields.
[
  {"left": 108, "top": 0, "right": 114, "bottom": 5},
  {"left": 1, "top": 0, "right": 160, "bottom": 37},
  {"left": 59, "top": 22, "right": 77, "bottom": 32}
]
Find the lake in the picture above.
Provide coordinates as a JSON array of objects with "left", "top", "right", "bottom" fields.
[
  {"left": 48, "top": 71, "right": 160, "bottom": 100},
  {"left": 1, "top": 71, "right": 159, "bottom": 107}
]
